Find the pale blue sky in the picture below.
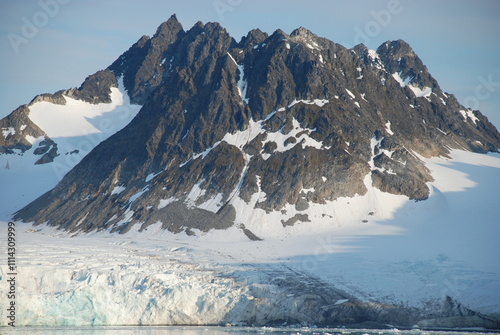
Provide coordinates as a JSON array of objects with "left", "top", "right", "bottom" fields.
[{"left": 1, "top": 0, "right": 499, "bottom": 126}]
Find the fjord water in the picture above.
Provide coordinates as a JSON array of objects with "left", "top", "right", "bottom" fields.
[{"left": 3, "top": 327, "right": 500, "bottom": 335}]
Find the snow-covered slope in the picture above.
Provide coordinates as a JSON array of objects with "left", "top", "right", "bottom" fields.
[
  {"left": 0, "top": 79, "right": 141, "bottom": 218},
  {"left": 298, "top": 150, "right": 500, "bottom": 313},
  {"left": 1, "top": 150, "right": 499, "bottom": 327}
]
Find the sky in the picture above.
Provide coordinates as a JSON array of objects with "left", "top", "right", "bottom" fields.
[{"left": 1, "top": 0, "right": 499, "bottom": 127}]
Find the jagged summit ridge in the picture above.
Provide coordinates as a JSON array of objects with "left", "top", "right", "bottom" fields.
[{"left": 4, "top": 16, "right": 500, "bottom": 236}]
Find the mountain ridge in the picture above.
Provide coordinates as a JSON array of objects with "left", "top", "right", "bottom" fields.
[{"left": 4, "top": 15, "right": 500, "bottom": 235}]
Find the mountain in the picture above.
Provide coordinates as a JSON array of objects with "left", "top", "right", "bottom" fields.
[
  {"left": 8, "top": 15, "right": 500, "bottom": 235},
  {"left": 1, "top": 14, "right": 500, "bottom": 328}
]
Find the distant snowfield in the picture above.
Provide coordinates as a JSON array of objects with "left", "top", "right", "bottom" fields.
[
  {"left": 0, "top": 150, "right": 499, "bottom": 326},
  {"left": 0, "top": 79, "right": 142, "bottom": 218}
]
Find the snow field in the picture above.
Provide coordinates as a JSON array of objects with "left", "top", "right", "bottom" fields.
[{"left": 0, "top": 78, "right": 141, "bottom": 218}]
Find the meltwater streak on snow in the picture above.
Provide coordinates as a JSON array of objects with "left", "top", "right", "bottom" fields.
[
  {"left": 0, "top": 79, "right": 141, "bottom": 220},
  {"left": 227, "top": 52, "right": 249, "bottom": 104}
]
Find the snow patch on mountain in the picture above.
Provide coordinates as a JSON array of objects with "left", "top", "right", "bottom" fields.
[
  {"left": 392, "top": 71, "right": 412, "bottom": 87},
  {"left": 29, "top": 78, "right": 140, "bottom": 142},
  {"left": 227, "top": 52, "right": 249, "bottom": 104},
  {"left": 261, "top": 118, "right": 325, "bottom": 155},
  {"left": 345, "top": 89, "right": 356, "bottom": 100},
  {"left": 368, "top": 49, "right": 384, "bottom": 70},
  {"left": 288, "top": 98, "right": 329, "bottom": 108},
  {"left": 185, "top": 181, "right": 207, "bottom": 209},
  {"left": 408, "top": 85, "right": 432, "bottom": 99},
  {"left": 198, "top": 193, "right": 225, "bottom": 213},
  {"left": 127, "top": 186, "right": 149, "bottom": 205},
  {"left": 158, "top": 197, "right": 177, "bottom": 210},
  {"left": 228, "top": 152, "right": 407, "bottom": 240},
  {"left": 145, "top": 172, "right": 161, "bottom": 183},
  {"left": 2, "top": 127, "right": 15, "bottom": 139},
  {"left": 385, "top": 121, "right": 394, "bottom": 135},
  {"left": 111, "top": 185, "right": 126, "bottom": 195},
  {"left": 236, "top": 63, "right": 249, "bottom": 104},
  {"left": 459, "top": 109, "right": 479, "bottom": 124},
  {"left": 392, "top": 72, "right": 432, "bottom": 99}
]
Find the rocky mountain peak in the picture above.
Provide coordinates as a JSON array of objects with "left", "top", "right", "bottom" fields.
[
  {"left": 135, "top": 34, "right": 150, "bottom": 48},
  {"left": 269, "top": 28, "right": 289, "bottom": 40},
  {"left": 239, "top": 28, "right": 268, "bottom": 48},
  {"left": 108, "top": 16, "right": 188, "bottom": 105},
  {"left": 290, "top": 26, "right": 316, "bottom": 41},
  {"left": 289, "top": 26, "right": 334, "bottom": 52},
  {"left": 152, "top": 13, "right": 184, "bottom": 42},
  {"left": 378, "top": 39, "right": 415, "bottom": 57},
  {"left": 376, "top": 39, "right": 437, "bottom": 89},
  {"left": 65, "top": 69, "right": 118, "bottom": 104}
]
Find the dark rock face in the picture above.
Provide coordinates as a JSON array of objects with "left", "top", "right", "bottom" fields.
[
  {"left": 28, "top": 69, "right": 118, "bottom": 106},
  {"left": 65, "top": 69, "right": 118, "bottom": 104},
  {"left": 0, "top": 105, "right": 54, "bottom": 156},
  {"left": 12, "top": 16, "right": 500, "bottom": 236},
  {"left": 108, "top": 14, "right": 186, "bottom": 104}
]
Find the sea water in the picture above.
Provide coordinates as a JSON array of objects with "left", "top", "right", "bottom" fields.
[{"left": 1, "top": 327, "right": 499, "bottom": 335}]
